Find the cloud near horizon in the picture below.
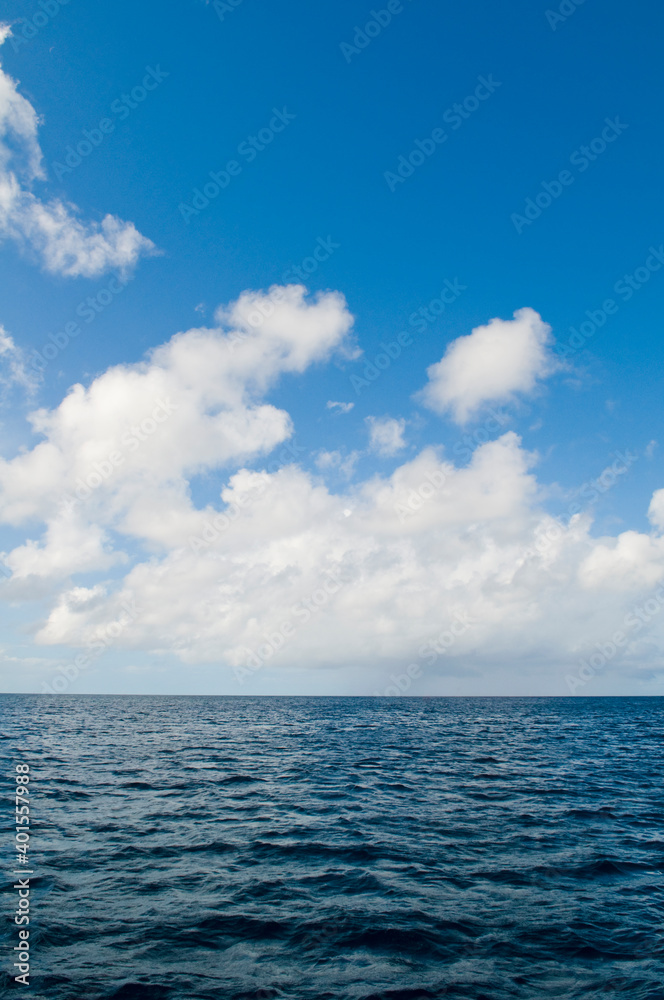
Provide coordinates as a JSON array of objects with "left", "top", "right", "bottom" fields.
[
  {"left": 0, "top": 24, "right": 154, "bottom": 277},
  {"left": 1, "top": 287, "right": 664, "bottom": 694}
]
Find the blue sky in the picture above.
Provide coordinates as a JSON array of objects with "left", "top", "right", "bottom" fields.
[{"left": 0, "top": 0, "right": 663, "bottom": 696}]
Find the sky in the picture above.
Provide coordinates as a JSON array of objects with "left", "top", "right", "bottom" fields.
[{"left": 0, "top": 0, "right": 663, "bottom": 696}]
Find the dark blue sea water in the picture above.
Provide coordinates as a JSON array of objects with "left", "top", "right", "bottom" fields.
[{"left": 2, "top": 696, "right": 664, "bottom": 999}]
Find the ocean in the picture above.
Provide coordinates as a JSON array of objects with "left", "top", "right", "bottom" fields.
[{"left": 1, "top": 695, "right": 663, "bottom": 999}]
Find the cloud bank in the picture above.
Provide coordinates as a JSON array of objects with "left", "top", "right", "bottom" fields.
[{"left": 1, "top": 290, "right": 663, "bottom": 695}]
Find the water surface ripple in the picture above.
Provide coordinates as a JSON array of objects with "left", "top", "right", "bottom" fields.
[{"left": 1, "top": 695, "right": 663, "bottom": 998}]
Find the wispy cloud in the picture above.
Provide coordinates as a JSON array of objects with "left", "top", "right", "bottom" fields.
[
  {"left": 0, "top": 324, "right": 39, "bottom": 395},
  {"left": 327, "top": 400, "right": 354, "bottom": 414},
  {"left": 0, "top": 25, "right": 155, "bottom": 278}
]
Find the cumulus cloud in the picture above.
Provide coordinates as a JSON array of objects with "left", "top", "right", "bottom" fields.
[
  {"left": 366, "top": 415, "right": 407, "bottom": 456},
  {"left": 327, "top": 400, "right": 354, "bottom": 414},
  {"left": 419, "top": 307, "right": 558, "bottom": 423},
  {"left": 578, "top": 530, "right": 664, "bottom": 592},
  {"left": 1, "top": 286, "right": 664, "bottom": 694},
  {"left": 0, "top": 27, "right": 154, "bottom": 277},
  {"left": 18, "top": 429, "right": 664, "bottom": 695},
  {"left": 0, "top": 284, "right": 354, "bottom": 534}
]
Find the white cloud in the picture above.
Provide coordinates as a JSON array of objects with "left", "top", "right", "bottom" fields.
[
  {"left": 5, "top": 511, "right": 123, "bottom": 580},
  {"left": 0, "top": 27, "right": 154, "bottom": 277},
  {"left": 648, "top": 489, "right": 664, "bottom": 532},
  {"left": 327, "top": 400, "right": 354, "bottom": 414},
  {"left": 0, "top": 284, "right": 354, "bottom": 534},
  {"left": 1, "top": 286, "right": 664, "bottom": 694},
  {"left": 366, "top": 416, "right": 406, "bottom": 456},
  {"left": 578, "top": 530, "right": 664, "bottom": 592},
  {"left": 0, "top": 324, "right": 38, "bottom": 394},
  {"left": 315, "top": 449, "right": 359, "bottom": 478},
  {"left": 419, "top": 307, "right": 558, "bottom": 423},
  {"left": 16, "top": 429, "right": 664, "bottom": 695}
]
